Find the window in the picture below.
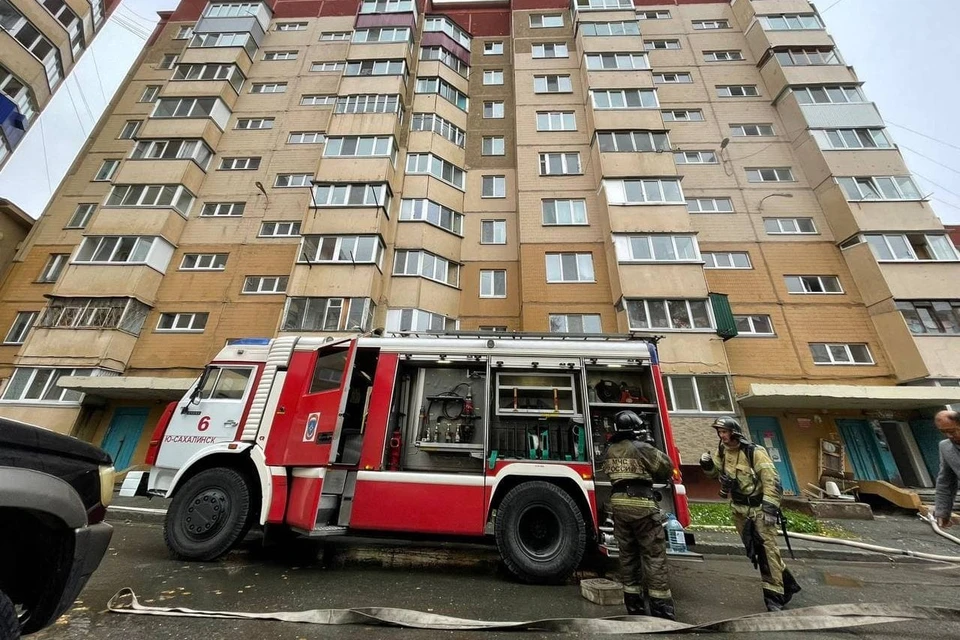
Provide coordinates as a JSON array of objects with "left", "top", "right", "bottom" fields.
[
  {"left": 236, "top": 118, "right": 273, "bottom": 130},
  {"left": 580, "top": 21, "right": 640, "bottom": 36},
  {"left": 172, "top": 63, "right": 245, "bottom": 92},
  {"left": 264, "top": 50, "right": 297, "bottom": 61},
  {"left": 94, "top": 159, "right": 120, "bottom": 181},
  {"left": 361, "top": 0, "right": 415, "bottom": 14},
  {"left": 644, "top": 40, "right": 680, "bottom": 50},
  {"left": 118, "top": 120, "right": 142, "bottom": 139},
  {"left": 764, "top": 218, "right": 816, "bottom": 234},
  {"left": 485, "top": 42, "right": 503, "bottom": 55},
  {"left": 220, "top": 157, "right": 261, "bottom": 170},
  {"left": 310, "top": 61, "right": 345, "bottom": 72},
  {"left": 180, "top": 253, "right": 227, "bottom": 270},
  {"left": 480, "top": 326, "right": 508, "bottom": 332},
  {"left": 385, "top": 308, "right": 455, "bottom": 333},
  {"left": 775, "top": 48, "right": 840, "bottom": 66},
  {"left": 352, "top": 27, "right": 409, "bottom": 43},
  {"left": 585, "top": 53, "right": 649, "bottom": 71},
  {"left": 130, "top": 139, "right": 214, "bottom": 170},
  {"left": 419, "top": 46, "right": 470, "bottom": 77},
  {"left": 416, "top": 77, "right": 468, "bottom": 111},
  {"left": 277, "top": 22, "right": 306, "bottom": 31},
  {"left": 693, "top": 19, "right": 729, "bottom": 30},
  {"left": 549, "top": 314, "right": 602, "bottom": 333},
  {"left": 703, "top": 252, "right": 751, "bottom": 269},
  {"left": 288, "top": 131, "right": 325, "bottom": 144},
  {"left": 482, "top": 176, "right": 506, "bottom": 198},
  {"left": 301, "top": 94, "right": 336, "bottom": 106},
  {"left": 704, "top": 50, "right": 743, "bottom": 62},
  {"left": 325, "top": 136, "right": 396, "bottom": 160},
  {"left": 794, "top": 85, "right": 864, "bottom": 104},
  {"left": 654, "top": 72, "right": 692, "bottom": 84},
  {"left": 299, "top": 235, "right": 384, "bottom": 265},
  {"left": 810, "top": 343, "right": 873, "bottom": 365},
  {"left": 175, "top": 26, "right": 195, "bottom": 39},
  {"left": 242, "top": 276, "right": 288, "bottom": 294},
  {"left": 286, "top": 297, "right": 375, "bottom": 332},
  {"left": 105, "top": 185, "right": 195, "bottom": 215},
  {"left": 897, "top": 301, "right": 960, "bottom": 335},
  {"left": 139, "top": 85, "right": 160, "bottom": 102},
  {"left": 200, "top": 202, "right": 244, "bottom": 217},
  {"left": 574, "top": 0, "right": 632, "bottom": 9},
  {"left": 674, "top": 151, "right": 717, "bottom": 164},
  {"left": 4, "top": 311, "right": 36, "bottom": 344},
  {"left": 423, "top": 16, "right": 471, "bottom": 47},
  {"left": 614, "top": 235, "right": 699, "bottom": 262},
  {"left": 760, "top": 14, "right": 823, "bottom": 30},
  {"left": 734, "top": 315, "right": 774, "bottom": 336},
  {"left": 345, "top": 59, "right": 405, "bottom": 77},
  {"left": 687, "top": 197, "right": 733, "bottom": 213},
  {"left": 603, "top": 179, "right": 684, "bottom": 204},
  {"left": 320, "top": 31, "right": 352, "bottom": 41},
  {"left": 662, "top": 109, "right": 703, "bottom": 122},
  {"left": 539, "top": 152, "right": 581, "bottom": 175},
  {"left": 665, "top": 375, "right": 733, "bottom": 413},
  {"left": 400, "top": 199, "right": 464, "bottom": 235},
  {"left": 591, "top": 89, "right": 658, "bottom": 109},
  {"left": 483, "top": 70, "right": 504, "bottom": 85},
  {"left": 625, "top": 299, "right": 713, "bottom": 330},
  {"left": 158, "top": 54, "right": 178, "bottom": 70},
  {"left": 1, "top": 1, "right": 63, "bottom": 87},
  {"left": 785, "top": 275, "right": 842, "bottom": 294},
  {"left": 275, "top": 174, "right": 313, "bottom": 188},
  {"left": 717, "top": 85, "right": 759, "bottom": 97},
  {"left": 74, "top": 236, "right": 160, "bottom": 264},
  {"left": 157, "top": 312, "right": 208, "bottom": 332},
  {"left": 530, "top": 14, "right": 563, "bottom": 28},
  {"left": 481, "top": 219, "right": 506, "bottom": 244},
  {"left": 546, "top": 253, "right": 594, "bottom": 282},
  {"left": 532, "top": 43, "right": 568, "bottom": 58},
  {"left": 393, "top": 250, "right": 459, "bottom": 286},
  {"left": 204, "top": 3, "right": 260, "bottom": 18},
  {"left": 190, "top": 32, "right": 256, "bottom": 56},
  {"left": 66, "top": 203, "right": 96, "bottom": 229},
  {"left": 311, "top": 183, "right": 390, "bottom": 208},
  {"left": 534, "top": 75, "right": 573, "bottom": 93},
  {"left": 405, "top": 153, "right": 465, "bottom": 189},
  {"left": 542, "top": 199, "right": 587, "bottom": 225},
  {"left": 637, "top": 10, "right": 670, "bottom": 20},
  {"left": 37, "top": 297, "right": 150, "bottom": 335},
  {"left": 1, "top": 367, "right": 94, "bottom": 404},
  {"left": 537, "top": 112, "right": 576, "bottom": 131},
  {"left": 251, "top": 83, "right": 286, "bottom": 94},
  {"left": 0, "top": 64, "right": 37, "bottom": 125},
  {"left": 837, "top": 176, "right": 921, "bottom": 201},
  {"left": 746, "top": 167, "right": 794, "bottom": 182},
  {"left": 338, "top": 94, "right": 401, "bottom": 115},
  {"left": 864, "top": 233, "right": 958, "bottom": 262},
  {"left": 411, "top": 113, "right": 465, "bottom": 148},
  {"left": 731, "top": 124, "right": 775, "bottom": 137},
  {"left": 812, "top": 128, "right": 891, "bottom": 150},
  {"left": 482, "top": 137, "right": 505, "bottom": 156},
  {"left": 260, "top": 222, "right": 301, "bottom": 237},
  {"left": 152, "top": 98, "right": 229, "bottom": 129},
  {"left": 483, "top": 101, "right": 504, "bottom": 118}
]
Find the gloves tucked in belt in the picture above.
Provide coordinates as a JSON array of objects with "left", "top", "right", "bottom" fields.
[{"left": 761, "top": 501, "right": 779, "bottom": 527}]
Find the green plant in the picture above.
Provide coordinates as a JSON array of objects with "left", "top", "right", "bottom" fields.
[{"left": 687, "top": 503, "right": 849, "bottom": 538}]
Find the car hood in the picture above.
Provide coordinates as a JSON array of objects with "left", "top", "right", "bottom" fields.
[{"left": 0, "top": 419, "right": 112, "bottom": 466}]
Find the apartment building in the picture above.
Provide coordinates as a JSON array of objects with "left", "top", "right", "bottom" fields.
[
  {"left": 0, "top": 0, "right": 958, "bottom": 497},
  {"left": 0, "top": 1, "right": 115, "bottom": 164}
]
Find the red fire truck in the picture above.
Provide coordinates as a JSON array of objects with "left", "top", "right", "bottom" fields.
[{"left": 122, "top": 333, "right": 691, "bottom": 583}]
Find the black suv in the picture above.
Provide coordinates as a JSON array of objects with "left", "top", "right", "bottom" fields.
[{"left": 0, "top": 418, "right": 114, "bottom": 638}]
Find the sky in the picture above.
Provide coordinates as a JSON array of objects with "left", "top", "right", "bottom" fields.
[{"left": 0, "top": 0, "right": 957, "bottom": 225}]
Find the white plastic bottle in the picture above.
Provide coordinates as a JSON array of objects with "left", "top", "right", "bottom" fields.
[{"left": 663, "top": 513, "right": 688, "bottom": 554}]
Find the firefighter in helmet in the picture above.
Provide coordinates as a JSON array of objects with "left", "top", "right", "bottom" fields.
[
  {"left": 699, "top": 417, "right": 801, "bottom": 611},
  {"left": 602, "top": 410, "right": 676, "bottom": 620}
]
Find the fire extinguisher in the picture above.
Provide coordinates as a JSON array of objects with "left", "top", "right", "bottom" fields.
[{"left": 387, "top": 428, "right": 402, "bottom": 470}]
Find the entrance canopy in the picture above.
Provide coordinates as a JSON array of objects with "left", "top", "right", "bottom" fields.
[
  {"left": 738, "top": 384, "right": 960, "bottom": 410},
  {"left": 58, "top": 375, "right": 194, "bottom": 402}
]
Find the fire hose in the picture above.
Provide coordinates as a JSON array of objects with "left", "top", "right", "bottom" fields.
[{"left": 107, "top": 588, "right": 960, "bottom": 634}]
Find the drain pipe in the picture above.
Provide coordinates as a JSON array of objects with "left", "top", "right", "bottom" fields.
[{"left": 918, "top": 513, "right": 960, "bottom": 546}]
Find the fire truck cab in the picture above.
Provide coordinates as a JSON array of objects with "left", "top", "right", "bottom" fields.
[{"left": 127, "top": 332, "right": 691, "bottom": 584}]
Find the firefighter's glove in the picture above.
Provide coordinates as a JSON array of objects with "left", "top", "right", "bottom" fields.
[
  {"left": 699, "top": 452, "right": 714, "bottom": 472},
  {"left": 761, "top": 502, "right": 780, "bottom": 528}
]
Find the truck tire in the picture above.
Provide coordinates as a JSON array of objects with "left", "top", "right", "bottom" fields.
[
  {"left": 163, "top": 467, "right": 252, "bottom": 561},
  {"left": 0, "top": 588, "right": 19, "bottom": 640},
  {"left": 494, "top": 481, "right": 586, "bottom": 585}
]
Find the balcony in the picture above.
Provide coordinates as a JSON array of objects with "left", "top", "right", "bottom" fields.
[
  {"left": 616, "top": 263, "right": 708, "bottom": 298},
  {"left": 416, "top": 60, "right": 468, "bottom": 95},
  {"left": 85, "top": 206, "right": 187, "bottom": 242},
  {"left": 759, "top": 55, "right": 858, "bottom": 99},
  {"left": 300, "top": 206, "right": 386, "bottom": 236},
  {"left": 114, "top": 160, "right": 207, "bottom": 196},
  {"left": 315, "top": 156, "right": 398, "bottom": 184},
  {"left": 287, "top": 263, "right": 384, "bottom": 300},
  {"left": 732, "top": 0, "right": 821, "bottom": 28},
  {"left": 605, "top": 203, "right": 693, "bottom": 234},
  {"left": 327, "top": 112, "right": 402, "bottom": 138},
  {"left": 388, "top": 276, "right": 461, "bottom": 318},
  {"left": 160, "top": 80, "right": 240, "bottom": 111},
  {"left": 18, "top": 328, "right": 138, "bottom": 371},
  {"left": 54, "top": 265, "right": 165, "bottom": 305},
  {"left": 339, "top": 74, "right": 407, "bottom": 97},
  {"left": 348, "top": 42, "right": 413, "bottom": 62},
  {"left": 587, "top": 109, "right": 664, "bottom": 136},
  {"left": 744, "top": 21, "right": 834, "bottom": 63},
  {"left": 178, "top": 46, "right": 253, "bottom": 75},
  {"left": 815, "top": 181, "right": 943, "bottom": 240},
  {"left": 591, "top": 145, "right": 677, "bottom": 179},
  {"left": 137, "top": 118, "right": 223, "bottom": 148},
  {"left": 394, "top": 220, "right": 462, "bottom": 263}
]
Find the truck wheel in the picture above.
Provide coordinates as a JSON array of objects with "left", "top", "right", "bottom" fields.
[
  {"left": 0, "top": 588, "right": 19, "bottom": 640},
  {"left": 494, "top": 481, "right": 586, "bottom": 585},
  {"left": 163, "top": 467, "right": 252, "bottom": 561}
]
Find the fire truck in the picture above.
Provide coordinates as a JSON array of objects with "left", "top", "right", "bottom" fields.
[{"left": 122, "top": 332, "right": 692, "bottom": 584}]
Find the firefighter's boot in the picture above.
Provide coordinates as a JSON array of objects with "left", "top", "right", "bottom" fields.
[
  {"left": 782, "top": 570, "right": 802, "bottom": 605},
  {"left": 763, "top": 590, "right": 785, "bottom": 612},
  {"left": 649, "top": 597, "right": 676, "bottom": 621},
  {"left": 623, "top": 592, "right": 645, "bottom": 616}
]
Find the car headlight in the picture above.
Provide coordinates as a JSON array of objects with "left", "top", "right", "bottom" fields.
[{"left": 99, "top": 465, "right": 116, "bottom": 507}]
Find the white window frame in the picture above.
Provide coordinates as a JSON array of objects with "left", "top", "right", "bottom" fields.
[
  {"left": 405, "top": 153, "right": 465, "bottom": 190},
  {"left": 734, "top": 315, "right": 775, "bottom": 336},
  {"left": 311, "top": 183, "right": 390, "bottom": 208},
  {"left": 637, "top": 10, "right": 670, "bottom": 19},
  {"left": 158, "top": 54, "right": 178, "bottom": 70},
  {"left": 591, "top": 89, "right": 659, "bottom": 109},
  {"left": 615, "top": 235, "right": 700, "bottom": 263},
  {"left": 687, "top": 198, "right": 733, "bottom": 213},
  {"left": 104, "top": 184, "right": 195, "bottom": 215},
  {"left": 674, "top": 151, "right": 718, "bottom": 164},
  {"left": 625, "top": 299, "right": 714, "bottom": 331},
  {"left": 392, "top": 249, "right": 460, "bottom": 287},
  {"left": 793, "top": 85, "right": 865, "bottom": 105},
  {"left": 236, "top": 118, "right": 273, "bottom": 130},
  {"left": 310, "top": 61, "right": 345, "bottom": 72},
  {"left": 338, "top": 94, "right": 402, "bottom": 115},
  {"left": 653, "top": 72, "right": 692, "bottom": 84},
  {"left": 66, "top": 203, "right": 96, "bottom": 229},
  {"left": 277, "top": 22, "right": 307, "bottom": 31},
  {"left": 644, "top": 39, "right": 681, "bottom": 50},
  {"left": 812, "top": 128, "right": 892, "bottom": 150},
  {"left": 73, "top": 236, "right": 159, "bottom": 265},
  {"left": 288, "top": 131, "right": 325, "bottom": 144},
  {"left": 764, "top": 217, "right": 817, "bottom": 235},
  {"left": 156, "top": 312, "right": 208, "bottom": 332},
  {"left": 410, "top": 113, "right": 465, "bottom": 148},
  {"left": 810, "top": 343, "right": 874, "bottom": 365},
  {"left": 662, "top": 109, "right": 704, "bottom": 122},
  {"left": 118, "top": 120, "right": 142, "bottom": 139},
  {"left": 530, "top": 14, "right": 564, "bottom": 28},
  {"left": 665, "top": 375, "right": 734, "bottom": 413},
  {"left": 545, "top": 253, "right": 595, "bottom": 283},
  {"left": 775, "top": 48, "right": 840, "bottom": 66},
  {"left": 785, "top": 275, "right": 843, "bottom": 294},
  {"left": 746, "top": 167, "right": 794, "bottom": 183},
  {"left": 301, "top": 94, "right": 336, "bottom": 106},
  {"left": 251, "top": 83, "right": 287, "bottom": 94},
  {"left": 483, "top": 69, "right": 504, "bottom": 85},
  {"left": 385, "top": 307, "right": 457, "bottom": 333},
  {"left": 200, "top": 202, "right": 244, "bottom": 217},
  {"left": 3, "top": 311, "right": 37, "bottom": 345},
  {"left": 548, "top": 314, "right": 602, "bottom": 333},
  {"left": 320, "top": 31, "right": 352, "bottom": 41},
  {"left": 242, "top": 276, "right": 288, "bottom": 294},
  {"left": 259, "top": 222, "right": 301, "bottom": 237},
  {"left": 399, "top": 199, "right": 464, "bottom": 236},
  {"left": 717, "top": 85, "right": 759, "bottom": 97},
  {"left": 482, "top": 136, "right": 505, "bottom": 156},
  {"left": 542, "top": 199, "right": 587, "bottom": 226},
  {"left": 482, "top": 176, "right": 506, "bottom": 199},
  {"left": 760, "top": 14, "right": 824, "bottom": 31},
  {"left": 585, "top": 53, "right": 649, "bottom": 71},
  {"left": 483, "top": 101, "right": 504, "bottom": 118},
  {"left": 603, "top": 179, "right": 684, "bottom": 205},
  {"left": 484, "top": 42, "right": 503, "bottom": 55},
  {"left": 731, "top": 124, "right": 775, "bottom": 137},
  {"left": 298, "top": 235, "right": 384, "bottom": 266},
  {"left": 94, "top": 159, "right": 120, "bottom": 181},
  {"left": 702, "top": 251, "right": 751, "bottom": 269},
  {"left": 264, "top": 50, "right": 298, "bottom": 61},
  {"left": 692, "top": 19, "right": 729, "bottom": 30},
  {"left": 274, "top": 174, "right": 313, "bottom": 188},
  {"left": 539, "top": 152, "right": 581, "bottom": 176},
  {"left": 415, "top": 77, "right": 468, "bottom": 111},
  {"left": 139, "top": 85, "right": 160, "bottom": 102},
  {"left": 704, "top": 50, "right": 744, "bottom": 62},
  {"left": 837, "top": 176, "right": 922, "bottom": 201},
  {"left": 481, "top": 219, "right": 506, "bottom": 244},
  {"left": 534, "top": 74, "right": 573, "bottom": 94},
  {"left": 532, "top": 43, "right": 568, "bottom": 59},
  {"left": 352, "top": 27, "right": 409, "bottom": 43},
  {"left": 324, "top": 136, "right": 396, "bottom": 160},
  {"left": 536, "top": 111, "right": 576, "bottom": 131},
  {"left": 180, "top": 253, "right": 227, "bottom": 270},
  {"left": 219, "top": 157, "right": 261, "bottom": 171},
  {"left": 0, "top": 367, "right": 94, "bottom": 404},
  {"left": 175, "top": 26, "right": 195, "bottom": 40},
  {"left": 863, "top": 233, "right": 959, "bottom": 262}
]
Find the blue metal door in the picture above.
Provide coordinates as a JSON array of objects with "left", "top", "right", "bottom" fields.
[
  {"left": 835, "top": 419, "right": 900, "bottom": 483},
  {"left": 101, "top": 407, "right": 149, "bottom": 470},
  {"left": 747, "top": 417, "right": 800, "bottom": 495},
  {"left": 909, "top": 419, "right": 942, "bottom": 480}
]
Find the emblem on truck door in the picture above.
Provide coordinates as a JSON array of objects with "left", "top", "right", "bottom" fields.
[{"left": 303, "top": 412, "right": 320, "bottom": 442}]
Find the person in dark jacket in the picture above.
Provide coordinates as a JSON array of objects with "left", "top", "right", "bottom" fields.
[{"left": 934, "top": 409, "right": 960, "bottom": 528}]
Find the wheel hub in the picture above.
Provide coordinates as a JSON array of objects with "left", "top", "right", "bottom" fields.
[
  {"left": 184, "top": 488, "right": 228, "bottom": 539},
  {"left": 517, "top": 505, "right": 562, "bottom": 559}
]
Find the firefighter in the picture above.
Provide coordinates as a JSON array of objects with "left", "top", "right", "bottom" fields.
[
  {"left": 602, "top": 410, "right": 676, "bottom": 620},
  {"left": 699, "top": 417, "right": 802, "bottom": 612}
]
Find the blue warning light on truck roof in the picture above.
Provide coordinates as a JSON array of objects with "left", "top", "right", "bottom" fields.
[{"left": 226, "top": 338, "right": 272, "bottom": 346}]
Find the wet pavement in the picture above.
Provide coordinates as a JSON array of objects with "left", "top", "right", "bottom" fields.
[{"left": 31, "top": 516, "right": 960, "bottom": 640}]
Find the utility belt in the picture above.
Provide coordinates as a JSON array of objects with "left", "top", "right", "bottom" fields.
[
  {"left": 612, "top": 480, "right": 657, "bottom": 500},
  {"left": 731, "top": 492, "right": 763, "bottom": 507}
]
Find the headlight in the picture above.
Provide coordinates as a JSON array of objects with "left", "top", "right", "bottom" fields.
[{"left": 99, "top": 465, "right": 116, "bottom": 507}]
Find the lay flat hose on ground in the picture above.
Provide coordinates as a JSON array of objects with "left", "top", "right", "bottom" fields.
[
  {"left": 107, "top": 589, "right": 960, "bottom": 634},
  {"left": 919, "top": 513, "right": 960, "bottom": 546},
  {"left": 783, "top": 528, "right": 960, "bottom": 563}
]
